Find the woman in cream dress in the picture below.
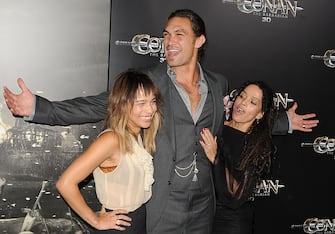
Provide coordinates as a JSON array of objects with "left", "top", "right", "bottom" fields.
[{"left": 56, "top": 70, "right": 162, "bottom": 233}]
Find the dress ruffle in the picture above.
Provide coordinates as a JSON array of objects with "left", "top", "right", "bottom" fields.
[{"left": 134, "top": 135, "right": 155, "bottom": 192}]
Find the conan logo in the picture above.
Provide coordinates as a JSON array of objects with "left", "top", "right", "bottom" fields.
[
  {"left": 222, "top": 0, "right": 303, "bottom": 22},
  {"left": 301, "top": 136, "right": 335, "bottom": 156},
  {"left": 115, "top": 34, "right": 166, "bottom": 63},
  {"left": 302, "top": 218, "right": 335, "bottom": 234},
  {"left": 273, "top": 93, "right": 294, "bottom": 110},
  {"left": 311, "top": 49, "right": 335, "bottom": 69},
  {"left": 253, "top": 179, "right": 285, "bottom": 197}
]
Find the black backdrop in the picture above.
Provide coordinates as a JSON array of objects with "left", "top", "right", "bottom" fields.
[{"left": 108, "top": 0, "right": 334, "bottom": 233}]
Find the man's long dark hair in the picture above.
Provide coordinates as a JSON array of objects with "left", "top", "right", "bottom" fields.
[{"left": 168, "top": 9, "right": 207, "bottom": 61}]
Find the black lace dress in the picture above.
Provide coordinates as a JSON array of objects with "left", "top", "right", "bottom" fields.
[{"left": 212, "top": 125, "right": 257, "bottom": 234}]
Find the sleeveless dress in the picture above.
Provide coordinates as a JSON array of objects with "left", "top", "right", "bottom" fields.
[{"left": 93, "top": 131, "right": 154, "bottom": 234}]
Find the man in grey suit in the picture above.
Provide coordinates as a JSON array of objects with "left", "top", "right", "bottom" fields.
[{"left": 4, "top": 9, "right": 318, "bottom": 234}]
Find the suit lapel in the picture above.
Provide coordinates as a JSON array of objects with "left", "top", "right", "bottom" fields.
[
  {"left": 148, "top": 64, "right": 177, "bottom": 153},
  {"left": 204, "top": 70, "right": 225, "bottom": 135},
  {"left": 148, "top": 65, "right": 225, "bottom": 153}
]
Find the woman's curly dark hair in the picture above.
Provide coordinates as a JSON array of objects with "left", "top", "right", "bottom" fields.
[{"left": 233, "top": 80, "right": 278, "bottom": 177}]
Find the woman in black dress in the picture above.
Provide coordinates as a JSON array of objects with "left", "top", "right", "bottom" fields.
[{"left": 200, "top": 80, "right": 277, "bottom": 234}]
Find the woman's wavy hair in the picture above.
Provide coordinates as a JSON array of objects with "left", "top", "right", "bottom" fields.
[
  {"left": 102, "top": 70, "right": 162, "bottom": 154},
  {"left": 233, "top": 80, "right": 277, "bottom": 177}
]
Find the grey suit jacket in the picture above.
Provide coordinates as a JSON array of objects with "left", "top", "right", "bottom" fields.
[{"left": 143, "top": 64, "right": 227, "bottom": 232}]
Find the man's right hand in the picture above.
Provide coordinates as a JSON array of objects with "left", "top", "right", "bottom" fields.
[{"left": 3, "top": 78, "right": 34, "bottom": 117}]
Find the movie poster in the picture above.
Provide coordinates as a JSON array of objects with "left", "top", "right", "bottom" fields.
[{"left": 0, "top": 1, "right": 110, "bottom": 232}]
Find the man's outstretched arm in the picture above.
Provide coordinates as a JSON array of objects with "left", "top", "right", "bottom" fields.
[
  {"left": 287, "top": 102, "right": 319, "bottom": 132},
  {"left": 270, "top": 102, "right": 318, "bottom": 135},
  {"left": 4, "top": 78, "right": 109, "bottom": 126}
]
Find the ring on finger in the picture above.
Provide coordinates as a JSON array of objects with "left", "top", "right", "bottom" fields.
[
  {"left": 302, "top": 124, "right": 306, "bottom": 128},
  {"left": 116, "top": 220, "right": 121, "bottom": 226}
]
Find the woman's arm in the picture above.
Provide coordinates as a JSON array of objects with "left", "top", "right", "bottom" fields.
[{"left": 56, "top": 132, "right": 131, "bottom": 230}]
